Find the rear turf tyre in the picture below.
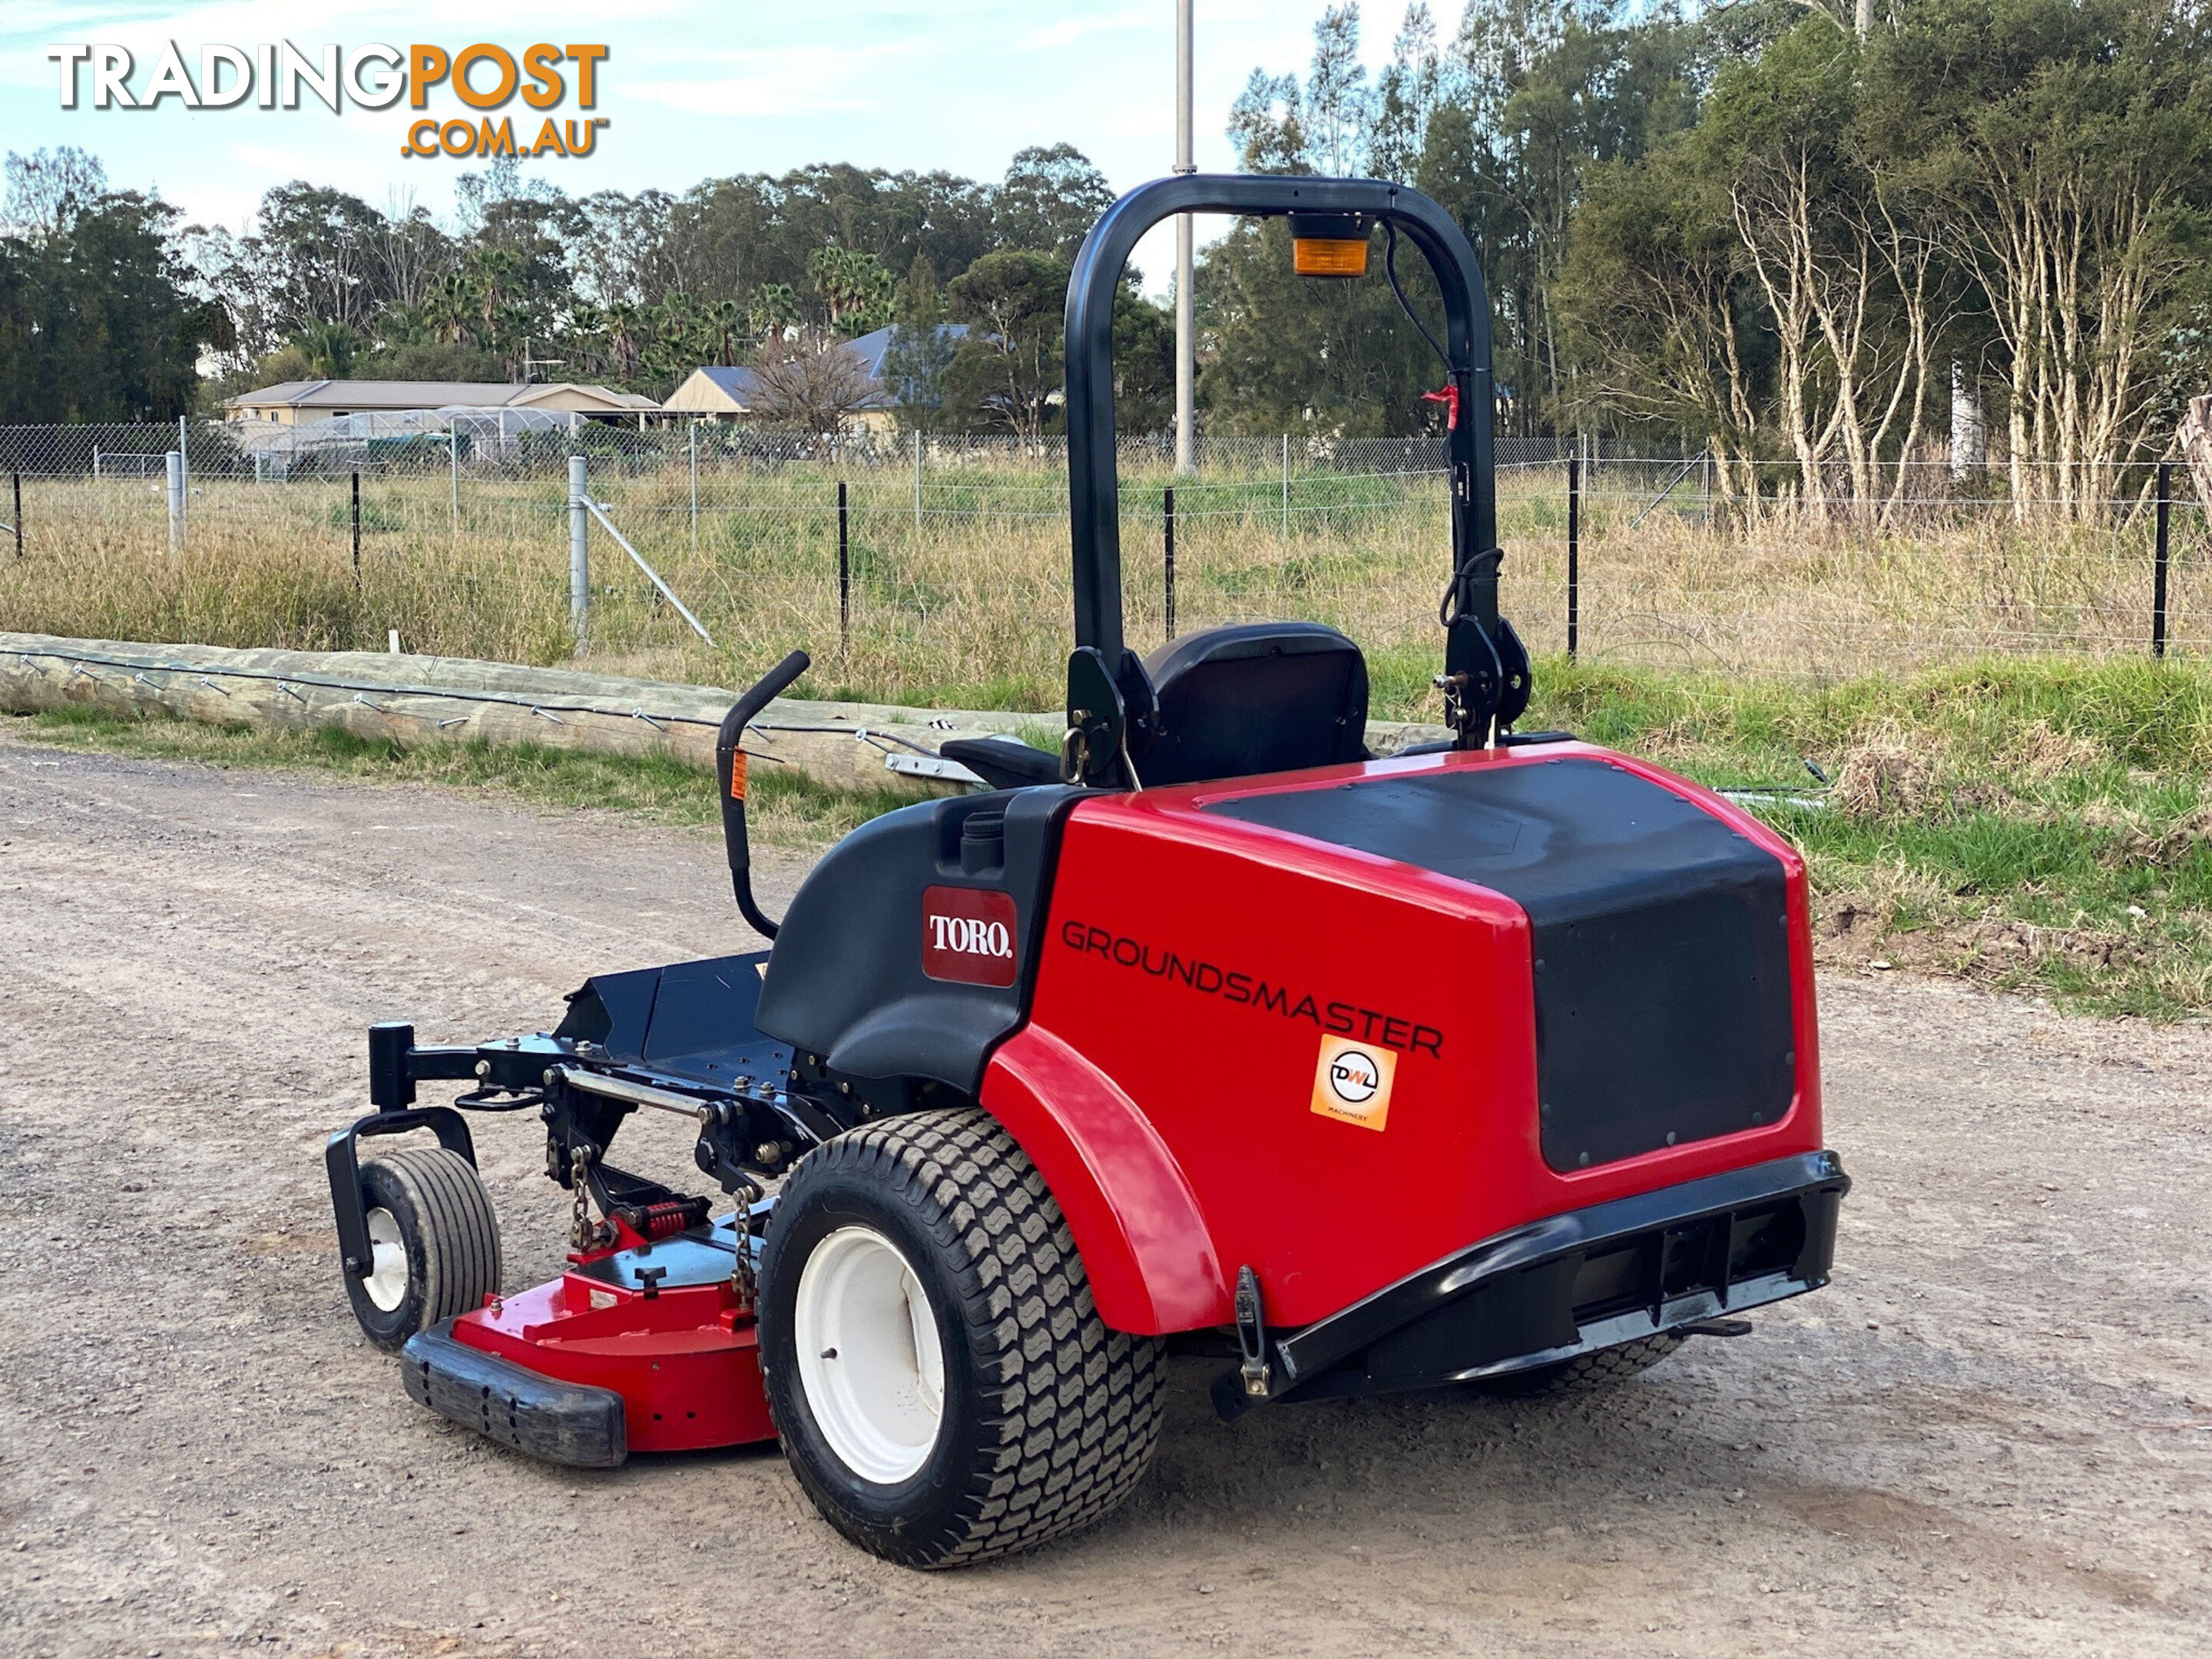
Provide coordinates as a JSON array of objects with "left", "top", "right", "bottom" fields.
[
  {"left": 343, "top": 1147, "right": 502, "bottom": 1352},
  {"left": 1473, "top": 1332, "right": 1686, "bottom": 1398},
  {"left": 758, "top": 1108, "right": 1166, "bottom": 1568}
]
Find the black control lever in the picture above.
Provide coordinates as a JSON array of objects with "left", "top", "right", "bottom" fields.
[{"left": 716, "top": 650, "right": 811, "bottom": 939}]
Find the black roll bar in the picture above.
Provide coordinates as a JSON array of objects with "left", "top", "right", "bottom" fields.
[{"left": 1064, "top": 174, "right": 1500, "bottom": 669}]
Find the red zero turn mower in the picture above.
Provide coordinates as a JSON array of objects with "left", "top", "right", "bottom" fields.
[{"left": 327, "top": 174, "right": 1848, "bottom": 1568}]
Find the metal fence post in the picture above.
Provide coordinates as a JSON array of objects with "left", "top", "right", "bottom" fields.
[
  {"left": 1280, "top": 434, "right": 1290, "bottom": 539},
  {"left": 12, "top": 472, "right": 20, "bottom": 558},
  {"left": 568, "top": 454, "right": 589, "bottom": 647},
  {"left": 166, "top": 450, "right": 184, "bottom": 553},
  {"left": 837, "top": 479, "right": 851, "bottom": 653},
  {"left": 913, "top": 429, "right": 924, "bottom": 535},
  {"left": 689, "top": 420, "right": 699, "bottom": 555},
  {"left": 1566, "top": 452, "right": 1581, "bottom": 659},
  {"left": 2154, "top": 460, "right": 2171, "bottom": 660},
  {"left": 351, "top": 471, "right": 362, "bottom": 585},
  {"left": 449, "top": 417, "right": 461, "bottom": 540},
  {"left": 1164, "top": 485, "right": 1177, "bottom": 640},
  {"left": 177, "top": 413, "right": 188, "bottom": 541}
]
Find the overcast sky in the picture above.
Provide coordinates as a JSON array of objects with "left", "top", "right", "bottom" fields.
[{"left": 0, "top": 2, "right": 1399, "bottom": 293}]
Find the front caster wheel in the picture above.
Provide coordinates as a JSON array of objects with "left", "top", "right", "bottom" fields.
[
  {"left": 343, "top": 1147, "right": 502, "bottom": 1351},
  {"left": 758, "top": 1108, "right": 1165, "bottom": 1568}
]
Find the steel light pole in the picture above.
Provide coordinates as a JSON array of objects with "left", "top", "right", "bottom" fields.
[{"left": 1174, "top": 0, "right": 1196, "bottom": 475}]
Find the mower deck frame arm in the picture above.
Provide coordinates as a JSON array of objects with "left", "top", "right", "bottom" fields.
[{"left": 326, "top": 1105, "right": 478, "bottom": 1281}]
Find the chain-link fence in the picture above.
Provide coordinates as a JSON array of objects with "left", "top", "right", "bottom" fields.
[{"left": 0, "top": 416, "right": 2200, "bottom": 712}]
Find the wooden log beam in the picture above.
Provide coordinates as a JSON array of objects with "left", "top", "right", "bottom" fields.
[{"left": 0, "top": 632, "right": 1452, "bottom": 787}]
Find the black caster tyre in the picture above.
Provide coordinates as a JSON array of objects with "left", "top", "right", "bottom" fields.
[
  {"left": 758, "top": 1108, "right": 1165, "bottom": 1568},
  {"left": 1473, "top": 1331, "right": 1686, "bottom": 1398},
  {"left": 343, "top": 1147, "right": 502, "bottom": 1352}
]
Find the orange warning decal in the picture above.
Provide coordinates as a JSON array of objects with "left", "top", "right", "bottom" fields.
[
  {"left": 728, "top": 750, "right": 748, "bottom": 801},
  {"left": 1311, "top": 1033, "right": 1396, "bottom": 1131}
]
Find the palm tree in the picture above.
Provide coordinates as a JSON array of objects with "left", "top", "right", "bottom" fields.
[
  {"left": 467, "top": 248, "right": 522, "bottom": 340},
  {"left": 806, "top": 247, "right": 896, "bottom": 336},
  {"left": 423, "top": 271, "right": 477, "bottom": 345},
  {"left": 807, "top": 247, "right": 861, "bottom": 331},
  {"left": 495, "top": 303, "right": 537, "bottom": 378},
  {"left": 290, "top": 320, "right": 361, "bottom": 379},
  {"left": 561, "top": 301, "right": 607, "bottom": 379},
  {"left": 749, "top": 282, "right": 800, "bottom": 343},
  {"left": 373, "top": 301, "right": 431, "bottom": 349},
  {"left": 604, "top": 301, "right": 645, "bottom": 381},
  {"left": 707, "top": 298, "right": 746, "bottom": 366}
]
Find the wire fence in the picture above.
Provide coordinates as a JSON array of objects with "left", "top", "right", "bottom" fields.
[{"left": 0, "top": 416, "right": 2201, "bottom": 709}]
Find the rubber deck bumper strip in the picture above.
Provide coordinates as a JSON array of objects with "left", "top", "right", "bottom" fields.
[
  {"left": 1255, "top": 1151, "right": 1849, "bottom": 1403},
  {"left": 399, "top": 1321, "right": 628, "bottom": 1469}
]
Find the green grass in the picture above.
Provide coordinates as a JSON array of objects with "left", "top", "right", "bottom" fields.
[
  {"left": 1519, "top": 655, "right": 2212, "bottom": 1019},
  {"left": 5, "top": 704, "right": 933, "bottom": 849},
  {"left": 12, "top": 653, "right": 2212, "bottom": 1019},
  {"left": 1525, "top": 653, "right": 2212, "bottom": 776}
]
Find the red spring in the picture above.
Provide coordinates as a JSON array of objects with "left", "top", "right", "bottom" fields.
[{"left": 625, "top": 1200, "right": 701, "bottom": 1242}]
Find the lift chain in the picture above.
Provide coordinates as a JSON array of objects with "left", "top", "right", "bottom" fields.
[
  {"left": 568, "top": 1145, "right": 612, "bottom": 1252},
  {"left": 729, "top": 1177, "right": 762, "bottom": 1316}
]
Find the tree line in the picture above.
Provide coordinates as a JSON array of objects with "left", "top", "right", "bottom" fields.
[
  {"left": 0, "top": 150, "right": 227, "bottom": 423},
  {"left": 5, "top": 0, "right": 2207, "bottom": 517},
  {"left": 177, "top": 141, "right": 1163, "bottom": 432},
  {"left": 0, "top": 140, "right": 1167, "bottom": 439},
  {"left": 1217, "top": 0, "right": 2212, "bottom": 517}
]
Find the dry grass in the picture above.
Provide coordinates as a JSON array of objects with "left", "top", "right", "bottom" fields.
[
  {"left": 2, "top": 459, "right": 2202, "bottom": 717},
  {"left": 1831, "top": 720, "right": 1939, "bottom": 816},
  {"left": 1533, "top": 654, "right": 2212, "bottom": 1018}
]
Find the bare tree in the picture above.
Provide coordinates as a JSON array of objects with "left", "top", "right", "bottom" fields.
[
  {"left": 2179, "top": 395, "right": 2212, "bottom": 515},
  {"left": 571, "top": 188, "right": 687, "bottom": 308},
  {"left": 2, "top": 147, "right": 107, "bottom": 240},
  {"left": 1558, "top": 168, "right": 1763, "bottom": 512},
  {"left": 745, "top": 333, "right": 883, "bottom": 445},
  {"left": 373, "top": 190, "right": 456, "bottom": 313}
]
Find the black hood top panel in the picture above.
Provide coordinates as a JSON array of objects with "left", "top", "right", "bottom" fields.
[{"left": 1203, "top": 758, "right": 1797, "bottom": 1171}]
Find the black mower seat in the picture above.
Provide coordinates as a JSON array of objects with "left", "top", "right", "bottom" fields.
[
  {"left": 1137, "top": 621, "right": 1369, "bottom": 788},
  {"left": 940, "top": 733, "right": 1062, "bottom": 790}
]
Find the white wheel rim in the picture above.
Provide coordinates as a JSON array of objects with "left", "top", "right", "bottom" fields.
[
  {"left": 363, "top": 1207, "right": 409, "bottom": 1313},
  {"left": 793, "top": 1226, "right": 945, "bottom": 1485}
]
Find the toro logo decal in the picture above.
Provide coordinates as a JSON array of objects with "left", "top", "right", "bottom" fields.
[
  {"left": 921, "top": 886, "right": 1018, "bottom": 988},
  {"left": 1312, "top": 1034, "right": 1396, "bottom": 1131}
]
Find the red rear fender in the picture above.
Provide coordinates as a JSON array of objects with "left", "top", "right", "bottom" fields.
[{"left": 979, "top": 1025, "right": 1230, "bottom": 1334}]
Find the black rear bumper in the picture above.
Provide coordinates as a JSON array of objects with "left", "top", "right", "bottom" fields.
[
  {"left": 399, "top": 1324, "right": 627, "bottom": 1468},
  {"left": 1217, "top": 1150, "right": 1848, "bottom": 1417}
]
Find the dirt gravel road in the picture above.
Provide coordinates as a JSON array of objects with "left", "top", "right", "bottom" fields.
[{"left": 2, "top": 730, "right": 2208, "bottom": 1658}]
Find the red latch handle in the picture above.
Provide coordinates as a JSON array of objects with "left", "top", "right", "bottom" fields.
[{"left": 1421, "top": 385, "right": 1460, "bottom": 431}]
